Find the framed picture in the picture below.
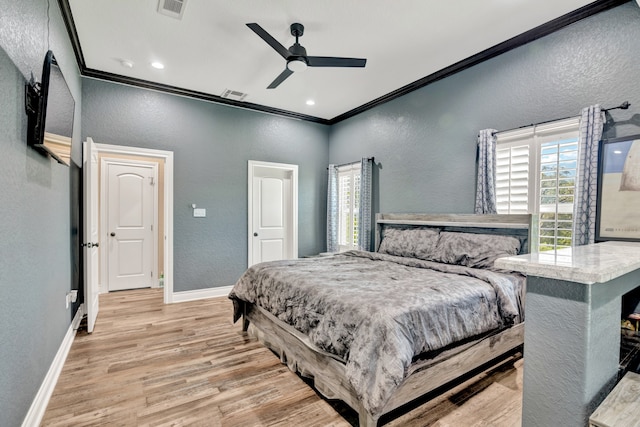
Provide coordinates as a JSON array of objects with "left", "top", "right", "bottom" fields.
[{"left": 596, "top": 134, "right": 640, "bottom": 241}]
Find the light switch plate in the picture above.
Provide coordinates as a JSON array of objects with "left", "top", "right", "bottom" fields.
[{"left": 193, "top": 208, "right": 206, "bottom": 217}]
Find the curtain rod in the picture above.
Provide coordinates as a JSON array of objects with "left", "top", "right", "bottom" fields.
[
  {"left": 491, "top": 101, "right": 630, "bottom": 135},
  {"left": 327, "top": 157, "right": 375, "bottom": 170},
  {"left": 603, "top": 101, "right": 630, "bottom": 112}
]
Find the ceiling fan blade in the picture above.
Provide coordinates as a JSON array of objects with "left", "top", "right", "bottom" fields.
[
  {"left": 307, "top": 56, "right": 367, "bottom": 68},
  {"left": 267, "top": 68, "right": 294, "bottom": 89},
  {"left": 246, "top": 23, "right": 291, "bottom": 60}
]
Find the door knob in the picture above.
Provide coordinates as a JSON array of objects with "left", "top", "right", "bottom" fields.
[
  {"left": 110, "top": 232, "right": 116, "bottom": 237},
  {"left": 253, "top": 232, "right": 258, "bottom": 237}
]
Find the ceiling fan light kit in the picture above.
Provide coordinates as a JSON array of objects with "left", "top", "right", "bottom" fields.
[
  {"left": 287, "top": 59, "right": 307, "bottom": 72},
  {"left": 247, "top": 22, "right": 367, "bottom": 89}
]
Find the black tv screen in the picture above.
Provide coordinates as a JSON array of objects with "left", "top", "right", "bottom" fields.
[{"left": 25, "top": 50, "right": 75, "bottom": 165}]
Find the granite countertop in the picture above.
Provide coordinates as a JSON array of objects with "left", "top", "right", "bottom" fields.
[{"left": 494, "top": 241, "right": 640, "bottom": 284}]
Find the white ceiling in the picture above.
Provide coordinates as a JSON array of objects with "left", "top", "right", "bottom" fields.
[{"left": 67, "top": 0, "right": 596, "bottom": 122}]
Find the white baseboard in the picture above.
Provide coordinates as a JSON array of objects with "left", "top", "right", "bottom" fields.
[
  {"left": 170, "top": 286, "right": 232, "bottom": 303},
  {"left": 22, "top": 305, "right": 84, "bottom": 427}
]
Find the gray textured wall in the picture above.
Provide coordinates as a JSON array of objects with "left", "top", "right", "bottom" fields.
[
  {"left": 0, "top": 0, "right": 82, "bottom": 425},
  {"left": 329, "top": 2, "right": 640, "bottom": 214},
  {"left": 81, "top": 78, "right": 330, "bottom": 291}
]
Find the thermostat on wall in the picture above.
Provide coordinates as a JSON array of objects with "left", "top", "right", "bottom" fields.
[{"left": 193, "top": 208, "right": 206, "bottom": 217}]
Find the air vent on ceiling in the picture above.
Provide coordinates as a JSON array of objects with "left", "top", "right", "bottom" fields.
[
  {"left": 220, "top": 89, "right": 248, "bottom": 102},
  {"left": 157, "top": 0, "right": 186, "bottom": 20}
]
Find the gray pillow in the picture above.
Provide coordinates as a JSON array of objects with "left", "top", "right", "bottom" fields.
[
  {"left": 378, "top": 227, "right": 440, "bottom": 260},
  {"left": 432, "top": 231, "right": 521, "bottom": 269}
]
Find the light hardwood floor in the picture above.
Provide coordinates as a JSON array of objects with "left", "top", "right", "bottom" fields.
[{"left": 41, "top": 289, "right": 523, "bottom": 426}]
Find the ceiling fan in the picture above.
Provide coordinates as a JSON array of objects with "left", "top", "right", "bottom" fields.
[{"left": 246, "top": 22, "right": 367, "bottom": 89}]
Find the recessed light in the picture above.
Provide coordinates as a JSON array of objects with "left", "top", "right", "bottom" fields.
[
  {"left": 120, "top": 59, "right": 134, "bottom": 68},
  {"left": 306, "top": 99, "right": 315, "bottom": 106},
  {"left": 614, "top": 150, "right": 622, "bottom": 154},
  {"left": 151, "top": 61, "right": 165, "bottom": 69}
]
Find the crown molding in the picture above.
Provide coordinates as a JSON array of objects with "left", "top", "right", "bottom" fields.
[{"left": 58, "top": 0, "right": 628, "bottom": 126}]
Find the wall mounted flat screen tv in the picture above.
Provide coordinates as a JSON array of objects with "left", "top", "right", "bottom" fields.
[{"left": 25, "top": 50, "right": 75, "bottom": 165}]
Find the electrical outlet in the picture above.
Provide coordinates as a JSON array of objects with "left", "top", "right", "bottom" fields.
[{"left": 65, "top": 291, "right": 77, "bottom": 309}]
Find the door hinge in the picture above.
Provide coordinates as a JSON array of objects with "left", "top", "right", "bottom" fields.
[
  {"left": 151, "top": 271, "right": 153, "bottom": 278},
  {"left": 149, "top": 177, "right": 155, "bottom": 186},
  {"left": 151, "top": 224, "right": 153, "bottom": 231}
]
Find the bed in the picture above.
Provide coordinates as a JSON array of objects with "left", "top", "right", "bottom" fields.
[{"left": 229, "top": 213, "right": 534, "bottom": 426}]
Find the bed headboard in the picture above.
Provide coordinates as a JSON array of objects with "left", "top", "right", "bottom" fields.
[{"left": 375, "top": 213, "right": 536, "bottom": 255}]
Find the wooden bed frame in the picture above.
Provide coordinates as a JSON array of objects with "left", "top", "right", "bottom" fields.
[{"left": 241, "top": 213, "right": 535, "bottom": 426}]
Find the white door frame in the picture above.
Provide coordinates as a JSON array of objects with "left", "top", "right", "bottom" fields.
[
  {"left": 100, "top": 157, "right": 158, "bottom": 293},
  {"left": 248, "top": 160, "right": 298, "bottom": 267},
  {"left": 93, "top": 142, "right": 174, "bottom": 304}
]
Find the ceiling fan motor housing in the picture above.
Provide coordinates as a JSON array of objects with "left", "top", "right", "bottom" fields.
[{"left": 289, "top": 43, "right": 307, "bottom": 57}]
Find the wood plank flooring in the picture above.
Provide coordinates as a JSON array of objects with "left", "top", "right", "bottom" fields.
[{"left": 41, "top": 289, "right": 522, "bottom": 426}]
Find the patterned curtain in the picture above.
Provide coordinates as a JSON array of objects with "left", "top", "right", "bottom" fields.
[
  {"left": 326, "top": 164, "right": 339, "bottom": 252},
  {"left": 358, "top": 158, "right": 373, "bottom": 251},
  {"left": 475, "top": 129, "right": 498, "bottom": 214},
  {"left": 573, "top": 105, "right": 604, "bottom": 246}
]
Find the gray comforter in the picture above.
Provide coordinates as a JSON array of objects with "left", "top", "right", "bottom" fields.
[{"left": 229, "top": 250, "right": 525, "bottom": 417}]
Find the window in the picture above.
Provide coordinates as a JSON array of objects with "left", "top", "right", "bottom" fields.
[
  {"left": 337, "top": 163, "right": 361, "bottom": 251},
  {"left": 496, "top": 117, "right": 580, "bottom": 251}
]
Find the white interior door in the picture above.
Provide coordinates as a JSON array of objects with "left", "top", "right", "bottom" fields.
[
  {"left": 106, "top": 162, "right": 156, "bottom": 291},
  {"left": 83, "top": 138, "right": 99, "bottom": 333},
  {"left": 248, "top": 161, "right": 298, "bottom": 267}
]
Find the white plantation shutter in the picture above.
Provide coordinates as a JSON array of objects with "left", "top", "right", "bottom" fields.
[
  {"left": 352, "top": 174, "right": 361, "bottom": 247},
  {"left": 537, "top": 131, "right": 579, "bottom": 250},
  {"left": 495, "top": 117, "right": 580, "bottom": 251},
  {"left": 496, "top": 144, "right": 530, "bottom": 214},
  {"left": 338, "top": 174, "right": 351, "bottom": 247},
  {"left": 337, "top": 164, "right": 361, "bottom": 250}
]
